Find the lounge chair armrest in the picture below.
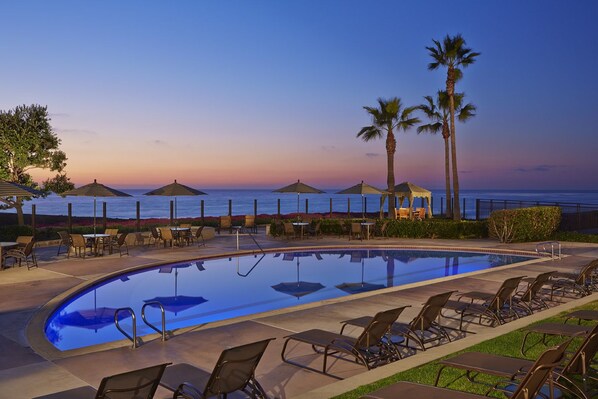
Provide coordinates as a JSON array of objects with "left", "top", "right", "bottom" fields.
[{"left": 174, "top": 381, "right": 203, "bottom": 399}]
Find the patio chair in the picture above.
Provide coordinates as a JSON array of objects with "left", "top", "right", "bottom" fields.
[
  {"left": 160, "top": 228, "right": 175, "bottom": 248},
  {"left": 110, "top": 232, "right": 129, "bottom": 257},
  {"left": 32, "top": 362, "right": 169, "bottom": 399},
  {"left": 397, "top": 208, "right": 410, "bottom": 220},
  {"left": 15, "top": 235, "right": 34, "bottom": 248},
  {"left": 147, "top": 226, "right": 162, "bottom": 247},
  {"left": 244, "top": 215, "right": 257, "bottom": 234},
  {"left": 512, "top": 271, "right": 555, "bottom": 315},
  {"left": 435, "top": 324, "right": 598, "bottom": 399},
  {"left": 281, "top": 306, "right": 408, "bottom": 376},
  {"left": 307, "top": 220, "right": 323, "bottom": 239},
  {"left": 349, "top": 222, "right": 363, "bottom": 240},
  {"left": 159, "top": 338, "right": 274, "bottom": 399},
  {"left": 282, "top": 222, "right": 296, "bottom": 239},
  {"left": 340, "top": 291, "right": 456, "bottom": 352},
  {"left": 217, "top": 215, "right": 232, "bottom": 234},
  {"left": 415, "top": 207, "right": 425, "bottom": 220},
  {"left": 547, "top": 259, "right": 598, "bottom": 299},
  {"left": 4, "top": 239, "right": 37, "bottom": 269},
  {"left": 57, "top": 230, "right": 71, "bottom": 256},
  {"left": 193, "top": 225, "right": 206, "bottom": 247},
  {"left": 360, "top": 338, "right": 572, "bottom": 399},
  {"left": 102, "top": 228, "right": 118, "bottom": 254},
  {"left": 443, "top": 276, "right": 525, "bottom": 331},
  {"left": 68, "top": 233, "right": 92, "bottom": 258}
]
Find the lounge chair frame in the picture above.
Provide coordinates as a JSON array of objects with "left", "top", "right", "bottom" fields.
[
  {"left": 281, "top": 307, "right": 407, "bottom": 378},
  {"left": 341, "top": 291, "right": 456, "bottom": 352},
  {"left": 160, "top": 338, "right": 274, "bottom": 399},
  {"left": 361, "top": 338, "right": 571, "bottom": 399}
]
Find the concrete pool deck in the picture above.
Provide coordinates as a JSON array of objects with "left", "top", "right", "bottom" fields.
[{"left": 0, "top": 230, "right": 597, "bottom": 398}]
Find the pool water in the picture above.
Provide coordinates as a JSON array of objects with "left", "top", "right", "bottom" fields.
[{"left": 45, "top": 249, "right": 533, "bottom": 350}]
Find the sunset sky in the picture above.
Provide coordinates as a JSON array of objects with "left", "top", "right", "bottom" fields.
[{"left": 2, "top": 1, "right": 597, "bottom": 190}]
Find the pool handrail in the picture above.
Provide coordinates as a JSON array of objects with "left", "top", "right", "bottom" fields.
[
  {"left": 115, "top": 307, "right": 140, "bottom": 349},
  {"left": 141, "top": 301, "right": 168, "bottom": 342}
]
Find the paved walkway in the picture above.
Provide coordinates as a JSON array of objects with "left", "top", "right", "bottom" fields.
[{"left": 0, "top": 231, "right": 597, "bottom": 398}]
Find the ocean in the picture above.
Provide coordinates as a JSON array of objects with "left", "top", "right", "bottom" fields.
[{"left": 2, "top": 188, "right": 598, "bottom": 221}]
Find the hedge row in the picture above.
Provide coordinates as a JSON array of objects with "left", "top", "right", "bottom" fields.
[{"left": 487, "top": 206, "right": 561, "bottom": 243}]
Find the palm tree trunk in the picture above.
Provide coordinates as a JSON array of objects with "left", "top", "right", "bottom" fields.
[
  {"left": 447, "top": 69, "right": 461, "bottom": 220},
  {"left": 386, "top": 130, "right": 396, "bottom": 218},
  {"left": 443, "top": 136, "right": 452, "bottom": 218}
]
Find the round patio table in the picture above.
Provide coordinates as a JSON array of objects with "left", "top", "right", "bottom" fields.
[{"left": 292, "top": 222, "right": 309, "bottom": 239}]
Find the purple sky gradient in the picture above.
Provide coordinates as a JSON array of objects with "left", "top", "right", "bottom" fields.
[{"left": 1, "top": 1, "right": 597, "bottom": 190}]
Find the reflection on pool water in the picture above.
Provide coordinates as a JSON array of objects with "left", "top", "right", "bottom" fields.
[{"left": 45, "top": 249, "right": 533, "bottom": 350}]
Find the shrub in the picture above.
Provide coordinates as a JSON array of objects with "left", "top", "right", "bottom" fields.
[
  {"left": 0, "top": 225, "right": 34, "bottom": 241},
  {"left": 487, "top": 206, "right": 561, "bottom": 243}
]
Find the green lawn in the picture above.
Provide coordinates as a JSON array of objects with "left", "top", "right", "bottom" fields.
[{"left": 333, "top": 300, "right": 598, "bottom": 399}]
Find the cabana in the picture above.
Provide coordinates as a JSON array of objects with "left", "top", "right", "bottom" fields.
[{"left": 380, "top": 182, "right": 432, "bottom": 219}]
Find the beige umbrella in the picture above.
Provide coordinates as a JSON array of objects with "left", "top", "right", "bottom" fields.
[
  {"left": 62, "top": 179, "right": 132, "bottom": 234},
  {"left": 273, "top": 179, "right": 324, "bottom": 214},
  {"left": 337, "top": 181, "right": 387, "bottom": 219},
  {"left": 144, "top": 180, "right": 207, "bottom": 223},
  {"left": 0, "top": 180, "right": 43, "bottom": 197}
]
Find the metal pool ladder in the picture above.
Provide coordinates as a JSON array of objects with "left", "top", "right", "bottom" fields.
[
  {"left": 114, "top": 307, "right": 142, "bottom": 349},
  {"left": 141, "top": 301, "right": 169, "bottom": 341},
  {"left": 535, "top": 241, "right": 561, "bottom": 260}
]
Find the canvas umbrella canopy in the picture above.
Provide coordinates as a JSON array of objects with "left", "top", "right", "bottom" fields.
[
  {"left": 273, "top": 179, "right": 324, "bottom": 214},
  {"left": 62, "top": 179, "right": 132, "bottom": 234},
  {"left": 271, "top": 252, "right": 324, "bottom": 300},
  {"left": 336, "top": 250, "right": 385, "bottom": 294},
  {"left": 144, "top": 180, "right": 207, "bottom": 224},
  {"left": 0, "top": 179, "right": 43, "bottom": 197},
  {"left": 145, "top": 264, "right": 207, "bottom": 315},
  {"left": 337, "top": 180, "right": 387, "bottom": 219}
]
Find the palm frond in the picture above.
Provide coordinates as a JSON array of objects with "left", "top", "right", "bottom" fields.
[
  {"left": 458, "top": 103, "right": 477, "bottom": 121},
  {"left": 357, "top": 125, "right": 383, "bottom": 141},
  {"left": 417, "top": 122, "right": 442, "bottom": 135}
]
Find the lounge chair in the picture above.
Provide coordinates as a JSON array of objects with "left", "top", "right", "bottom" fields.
[
  {"left": 435, "top": 325, "right": 598, "bottom": 399},
  {"left": 520, "top": 321, "right": 593, "bottom": 356},
  {"left": 159, "top": 338, "right": 274, "bottom": 399},
  {"left": 512, "top": 271, "right": 555, "bottom": 314},
  {"left": 4, "top": 239, "right": 37, "bottom": 269},
  {"left": 57, "top": 230, "right": 71, "bottom": 256},
  {"left": 443, "top": 276, "right": 525, "bottom": 331},
  {"left": 340, "top": 291, "right": 456, "bottom": 352},
  {"left": 548, "top": 259, "right": 598, "bottom": 299},
  {"left": 244, "top": 215, "right": 257, "bottom": 234},
  {"left": 563, "top": 309, "right": 598, "bottom": 324},
  {"left": 217, "top": 215, "right": 232, "bottom": 234},
  {"left": 281, "top": 306, "right": 408, "bottom": 376},
  {"left": 33, "top": 362, "right": 169, "bottom": 399},
  {"left": 360, "top": 338, "right": 571, "bottom": 399}
]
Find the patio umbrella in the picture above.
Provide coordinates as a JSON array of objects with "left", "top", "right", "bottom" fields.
[
  {"left": 336, "top": 180, "right": 386, "bottom": 219},
  {"left": 336, "top": 250, "right": 385, "bottom": 294},
  {"left": 62, "top": 179, "right": 131, "bottom": 234},
  {"left": 57, "top": 306, "right": 131, "bottom": 332},
  {"left": 145, "top": 264, "right": 207, "bottom": 315},
  {"left": 0, "top": 179, "right": 43, "bottom": 197},
  {"left": 271, "top": 252, "right": 324, "bottom": 300},
  {"left": 144, "top": 180, "right": 207, "bottom": 224},
  {"left": 273, "top": 179, "right": 324, "bottom": 214}
]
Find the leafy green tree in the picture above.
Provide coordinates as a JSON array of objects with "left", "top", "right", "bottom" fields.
[
  {"left": 357, "top": 98, "right": 420, "bottom": 219},
  {"left": 418, "top": 91, "right": 476, "bottom": 218},
  {"left": 427, "top": 34, "right": 480, "bottom": 220},
  {"left": 0, "top": 104, "right": 74, "bottom": 225}
]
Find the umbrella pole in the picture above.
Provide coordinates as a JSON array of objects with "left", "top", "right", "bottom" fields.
[
  {"left": 93, "top": 196, "right": 97, "bottom": 235},
  {"left": 297, "top": 193, "right": 300, "bottom": 215},
  {"left": 362, "top": 194, "right": 365, "bottom": 220}
]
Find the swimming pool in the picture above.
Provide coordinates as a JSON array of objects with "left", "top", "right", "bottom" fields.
[{"left": 44, "top": 249, "right": 534, "bottom": 350}]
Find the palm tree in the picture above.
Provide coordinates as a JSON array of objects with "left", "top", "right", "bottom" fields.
[
  {"left": 357, "top": 98, "right": 420, "bottom": 219},
  {"left": 426, "top": 34, "right": 480, "bottom": 220},
  {"left": 418, "top": 91, "right": 476, "bottom": 218}
]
